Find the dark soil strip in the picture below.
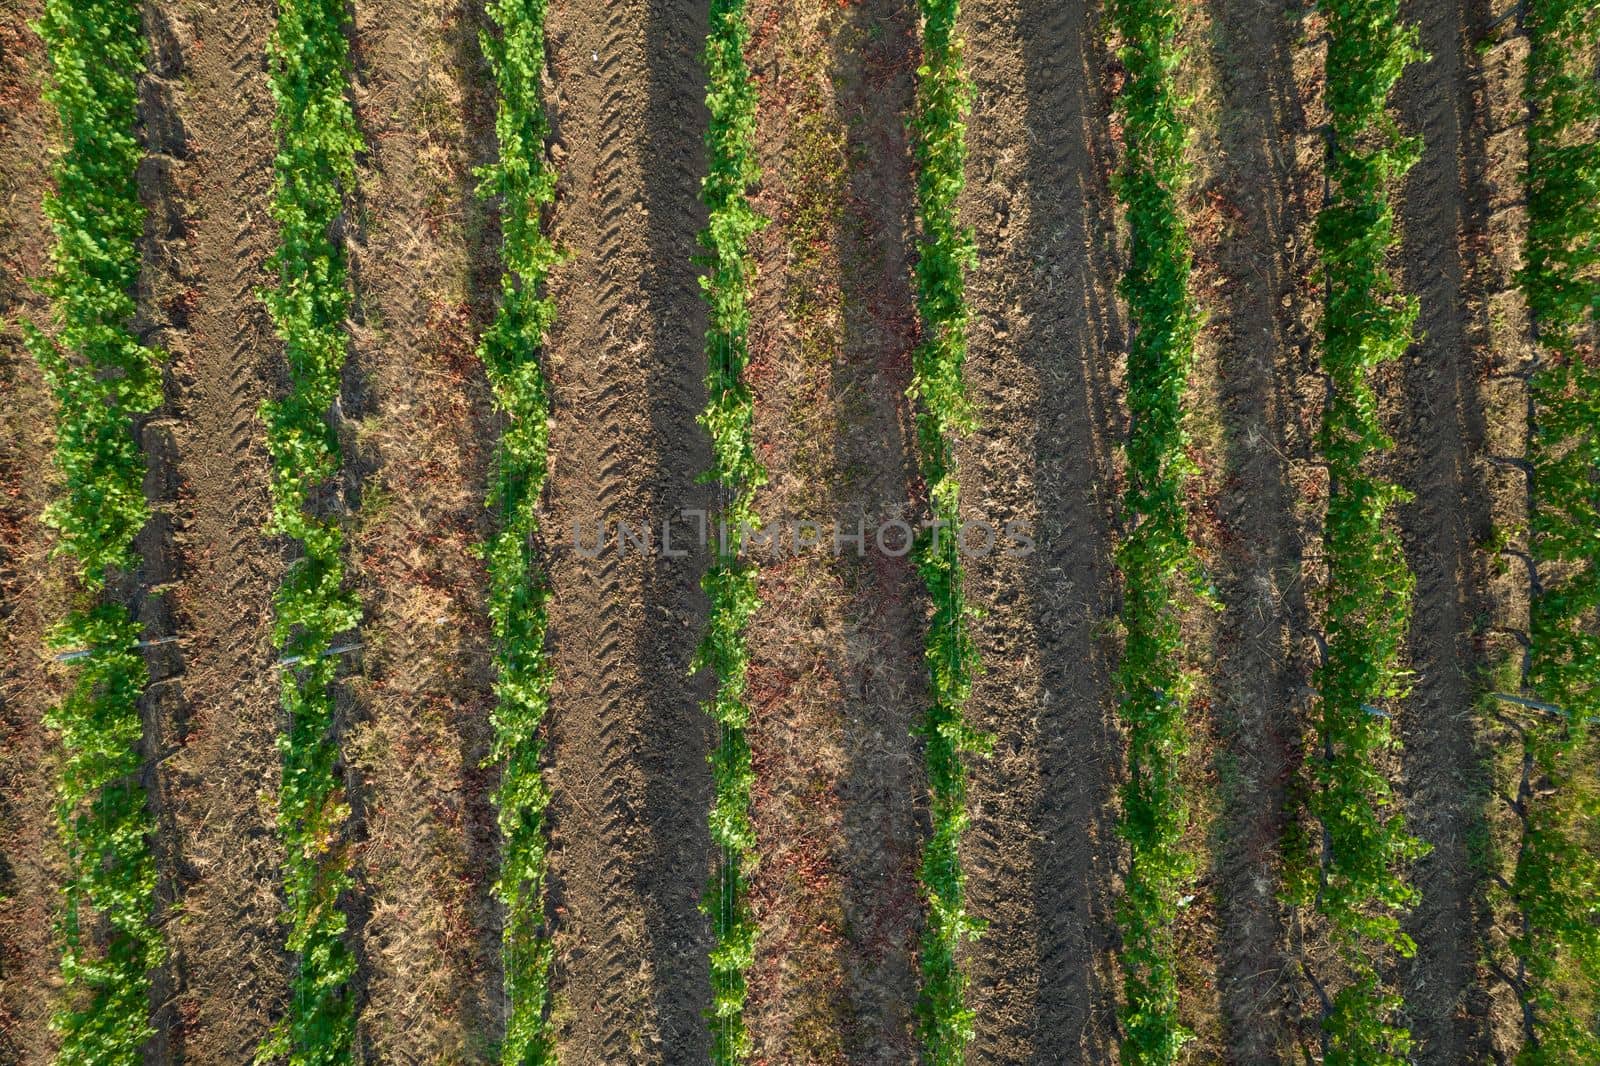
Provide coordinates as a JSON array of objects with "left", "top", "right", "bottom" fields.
[
  {"left": 539, "top": 0, "right": 713, "bottom": 1058},
  {"left": 960, "top": 0, "right": 1126, "bottom": 1060},
  {"left": 636, "top": 0, "right": 718, "bottom": 1055},
  {"left": 825, "top": 3, "right": 929, "bottom": 1059},
  {"left": 1200, "top": 0, "right": 1318, "bottom": 1060},
  {"left": 134, "top": 5, "right": 199, "bottom": 1060},
  {"left": 1393, "top": 0, "right": 1495, "bottom": 1058}
]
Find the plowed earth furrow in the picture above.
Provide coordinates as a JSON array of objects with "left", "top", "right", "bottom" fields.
[
  {"left": 1393, "top": 0, "right": 1495, "bottom": 1059},
  {"left": 960, "top": 1, "right": 1126, "bottom": 1061},
  {"left": 1199, "top": 0, "right": 1320, "bottom": 1059},
  {"left": 0, "top": 4, "right": 64, "bottom": 1061},
  {"left": 540, "top": 0, "right": 712, "bottom": 1058},
  {"left": 150, "top": 1, "right": 288, "bottom": 1059}
]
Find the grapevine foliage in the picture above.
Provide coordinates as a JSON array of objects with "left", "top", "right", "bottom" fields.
[
  {"left": 1290, "top": 0, "right": 1429, "bottom": 1061},
  {"left": 475, "top": 0, "right": 561, "bottom": 1058},
  {"left": 908, "top": 1, "right": 987, "bottom": 1062},
  {"left": 1104, "top": 0, "right": 1204, "bottom": 1060},
  {"left": 256, "top": 0, "right": 364, "bottom": 1058},
  {"left": 694, "top": 0, "right": 766, "bottom": 1061},
  {"left": 27, "top": 0, "right": 167, "bottom": 1058},
  {"left": 1512, "top": 0, "right": 1600, "bottom": 1059}
]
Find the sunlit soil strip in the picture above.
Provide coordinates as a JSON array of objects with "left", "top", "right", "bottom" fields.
[{"left": 1504, "top": 0, "right": 1600, "bottom": 1059}]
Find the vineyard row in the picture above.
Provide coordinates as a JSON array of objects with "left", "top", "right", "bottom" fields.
[
  {"left": 476, "top": 0, "right": 562, "bottom": 1059},
  {"left": 1284, "top": 0, "right": 1432, "bottom": 1060},
  {"left": 1103, "top": 0, "right": 1204, "bottom": 1059},
  {"left": 29, "top": 0, "right": 166, "bottom": 1058},
  {"left": 694, "top": 0, "right": 765, "bottom": 1061},
  {"left": 256, "top": 0, "right": 366, "bottom": 1055},
  {"left": 1505, "top": 0, "right": 1600, "bottom": 1060},
  {"left": 907, "top": 0, "right": 987, "bottom": 1062}
]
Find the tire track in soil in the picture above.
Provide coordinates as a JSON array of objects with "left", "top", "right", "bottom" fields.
[
  {"left": 1392, "top": 0, "right": 1494, "bottom": 1058},
  {"left": 135, "top": 6, "right": 201, "bottom": 1061},
  {"left": 540, "top": 0, "right": 712, "bottom": 1058},
  {"left": 147, "top": 0, "right": 290, "bottom": 1059},
  {"left": 0, "top": 4, "right": 68, "bottom": 1059},
  {"left": 1198, "top": 0, "right": 1319, "bottom": 1059},
  {"left": 339, "top": 0, "right": 504, "bottom": 1057},
  {"left": 960, "top": 1, "right": 1125, "bottom": 1061},
  {"left": 634, "top": 0, "right": 718, "bottom": 1054}
]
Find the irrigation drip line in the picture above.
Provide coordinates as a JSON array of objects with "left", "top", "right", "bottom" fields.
[
  {"left": 1491, "top": 691, "right": 1594, "bottom": 725},
  {"left": 276, "top": 642, "right": 363, "bottom": 668},
  {"left": 54, "top": 636, "right": 183, "bottom": 662}
]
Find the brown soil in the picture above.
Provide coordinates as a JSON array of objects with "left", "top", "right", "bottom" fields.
[
  {"left": 1391, "top": 0, "right": 1497, "bottom": 1060},
  {"left": 0, "top": 3, "right": 66, "bottom": 1060},
  {"left": 534, "top": 0, "right": 714, "bottom": 1058},
  {"left": 338, "top": 0, "right": 505, "bottom": 1056},
  {"left": 1189, "top": 0, "right": 1321, "bottom": 1059},
  {"left": 1472, "top": 7, "right": 1546, "bottom": 1057},
  {"left": 957, "top": 0, "right": 1128, "bottom": 1060},
  {"left": 740, "top": 1, "right": 928, "bottom": 1060},
  {"left": 136, "top": 0, "right": 290, "bottom": 1059}
]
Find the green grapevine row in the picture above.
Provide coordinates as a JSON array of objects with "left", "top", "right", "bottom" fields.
[
  {"left": 475, "top": 0, "right": 561, "bottom": 1058},
  {"left": 1511, "top": 0, "right": 1600, "bottom": 1059},
  {"left": 1104, "top": 0, "right": 1203, "bottom": 1060},
  {"left": 694, "top": 0, "right": 765, "bottom": 1061},
  {"left": 257, "top": 0, "right": 364, "bottom": 1057},
  {"left": 1293, "top": 0, "right": 1429, "bottom": 1061},
  {"left": 28, "top": 0, "right": 166, "bottom": 1057},
  {"left": 908, "top": 1, "right": 986, "bottom": 1062}
]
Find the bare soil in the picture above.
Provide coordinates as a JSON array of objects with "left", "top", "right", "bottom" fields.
[
  {"left": 740, "top": 1, "right": 928, "bottom": 1060},
  {"left": 338, "top": 0, "right": 506, "bottom": 1056},
  {"left": 957, "top": 1, "right": 1130, "bottom": 1060},
  {"left": 1471, "top": 7, "right": 1549, "bottom": 1056},
  {"left": 0, "top": 3, "right": 66, "bottom": 1060},
  {"left": 535, "top": 0, "right": 714, "bottom": 1058},
  {"left": 1392, "top": 0, "right": 1498, "bottom": 1059},
  {"left": 1189, "top": 0, "right": 1321, "bottom": 1058},
  {"left": 135, "top": 0, "right": 290, "bottom": 1059}
]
